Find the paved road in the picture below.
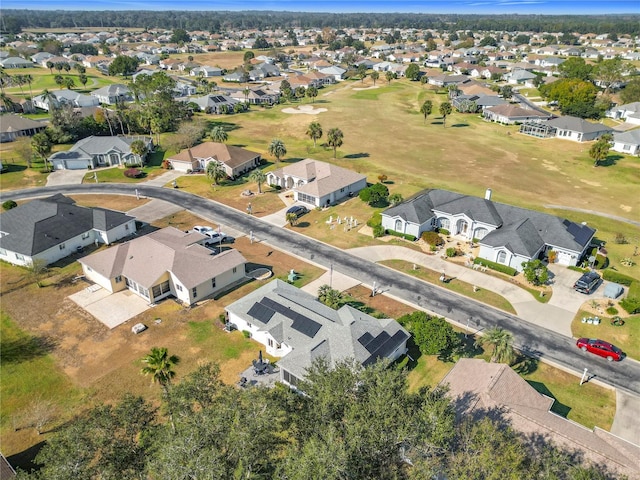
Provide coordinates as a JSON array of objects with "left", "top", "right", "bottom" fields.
[{"left": 3, "top": 183, "right": 640, "bottom": 397}]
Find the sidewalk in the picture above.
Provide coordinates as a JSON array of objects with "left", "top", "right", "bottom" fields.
[{"left": 347, "top": 245, "right": 577, "bottom": 337}]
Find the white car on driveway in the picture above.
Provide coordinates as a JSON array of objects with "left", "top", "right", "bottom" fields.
[{"left": 193, "top": 226, "right": 229, "bottom": 244}]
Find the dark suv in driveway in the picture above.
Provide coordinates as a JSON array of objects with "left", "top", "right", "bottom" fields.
[
  {"left": 286, "top": 205, "right": 309, "bottom": 218},
  {"left": 573, "top": 271, "right": 600, "bottom": 294}
]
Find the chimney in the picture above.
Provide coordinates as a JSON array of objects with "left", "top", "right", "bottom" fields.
[{"left": 485, "top": 188, "right": 492, "bottom": 201}]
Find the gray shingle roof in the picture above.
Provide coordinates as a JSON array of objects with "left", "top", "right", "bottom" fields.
[
  {"left": 226, "top": 280, "right": 409, "bottom": 379},
  {"left": 544, "top": 116, "right": 614, "bottom": 134},
  {"left": 0, "top": 114, "right": 46, "bottom": 135},
  {"left": 382, "top": 189, "right": 595, "bottom": 254},
  {"left": 0, "top": 194, "right": 134, "bottom": 256}
]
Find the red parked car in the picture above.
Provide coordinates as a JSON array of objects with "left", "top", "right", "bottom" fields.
[{"left": 576, "top": 338, "right": 623, "bottom": 362}]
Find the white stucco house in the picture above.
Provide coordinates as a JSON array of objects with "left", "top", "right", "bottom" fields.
[
  {"left": 225, "top": 279, "right": 410, "bottom": 388},
  {"left": 381, "top": 189, "right": 596, "bottom": 272},
  {"left": 0, "top": 194, "right": 136, "bottom": 267},
  {"left": 32, "top": 90, "right": 100, "bottom": 111},
  {"left": 266, "top": 159, "right": 367, "bottom": 207},
  {"left": 606, "top": 102, "right": 640, "bottom": 126},
  {"left": 611, "top": 129, "right": 640, "bottom": 156},
  {"left": 79, "top": 227, "right": 247, "bottom": 306}
]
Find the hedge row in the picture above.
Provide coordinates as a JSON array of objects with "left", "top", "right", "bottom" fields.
[
  {"left": 386, "top": 230, "right": 416, "bottom": 242},
  {"left": 602, "top": 269, "right": 635, "bottom": 286},
  {"left": 473, "top": 258, "right": 517, "bottom": 276}
]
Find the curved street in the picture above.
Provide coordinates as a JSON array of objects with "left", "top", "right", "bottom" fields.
[{"left": 3, "top": 183, "right": 640, "bottom": 399}]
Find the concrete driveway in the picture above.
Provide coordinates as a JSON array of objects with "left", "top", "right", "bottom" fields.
[
  {"left": 46, "top": 169, "right": 88, "bottom": 186},
  {"left": 127, "top": 198, "right": 184, "bottom": 224},
  {"left": 70, "top": 285, "right": 151, "bottom": 329}
]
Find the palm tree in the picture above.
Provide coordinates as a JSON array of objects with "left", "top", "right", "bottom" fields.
[
  {"left": 140, "top": 347, "right": 180, "bottom": 395},
  {"left": 40, "top": 89, "right": 57, "bottom": 112},
  {"left": 54, "top": 74, "right": 64, "bottom": 89},
  {"left": 24, "top": 74, "right": 34, "bottom": 99},
  {"left": 439, "top": 102, "right": 452, "bottom": 127},
  {"left": 420, "top": 100, "right": 433, "bottom": 123},
  {"left": 306, "top": 121, "right": 323, "bottom": 147},
  {"left": 268, "top": 138, "right": 287, "bottom": 164},
  {"left": 286, "top": 212, "right": 299, "bottom": 227},
  {"left": 78, "top": 74, "right": 88, "bottom": 88},
  {"left": 206, "top": 160, "right": 227, "bottom": 185},
  {"left": 140, "top": 346, "right": 180, "bottom": 432},
  {"left": 0, "top": 92, "right": 15, "bottom": 112},
  {"left": 45, "top": 61, "right": 54, "bottom": 74},
  {"left": 306, "top": 86, "right": 318, "bottom": 103},
  {"left": 31, "top": 132, "right": 52, "bottom": 172},
  {"left": 317, "top": 284, "right": 343, "bottom": 309},
  {"left": 326, "top": 127, "right": 344, "bottom": 158},
  {"left": 475, "top": 327, "right": 516, "bottom": 365},
  {"left": 249, "top": 169, "right": 267, "bottom": 194},
  {"left": 370, "top": 71, "right": 379, "bottom": 86},
  {"left": 210, "top": 126, "right": 228, "bottom": 143},
  {"left": 385, "top": 70, "right": 395, "bottom": 84},
  {"left": 589, "top": 134, "right": 612, "bottom": 167},
  {"left": 63, "top": 77, "right": 75, "bottom": 90},
  {"left": 420, "top": 75, "right": 429, "bottom": 87}
]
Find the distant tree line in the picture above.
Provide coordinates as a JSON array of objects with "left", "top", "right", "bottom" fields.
[{"left": 1, "top": 10, "right": 640, "bottom": 36}]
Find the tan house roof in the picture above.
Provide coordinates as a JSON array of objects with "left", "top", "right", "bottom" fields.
[
  {"left": 441, "top": 359, "right": 640, "bottom": 479},
  {"left": 80, "top": 227, "right": 247, "bottom": 289},
  {"left": 168, "top": 142, "right": 260, "bottom": 169},
  {"left": 271, "top": 159, "right": 366, "bottom": 198}
]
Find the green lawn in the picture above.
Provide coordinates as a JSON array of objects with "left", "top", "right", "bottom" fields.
[
  {"left": 0, "top": 311, "right": 84, "bottom": 432},
  {"left": 380, "top": 259, "right": 516, "bottom": 314},
  {"left": 572, "top": 310, "right": 640, "bottom": 360}
]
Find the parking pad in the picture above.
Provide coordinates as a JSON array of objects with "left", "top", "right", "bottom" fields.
[{"left": 70, "top": 286, "right": 151, "bottom": 329}]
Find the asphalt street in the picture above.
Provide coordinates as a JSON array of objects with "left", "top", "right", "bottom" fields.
[{"left": 4, "top": 183, "right": 640, "bottom": 396}]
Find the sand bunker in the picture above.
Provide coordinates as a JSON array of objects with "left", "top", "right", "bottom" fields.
[
  {"left": 282, "top": 104, "right": 327, "bottom": 115},
  {"left": 352, "top": 85, "right": 380, "bottom": 91}
]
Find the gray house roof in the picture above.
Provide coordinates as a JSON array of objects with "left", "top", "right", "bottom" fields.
[
  {"left": 544, "top": 116, "right": 613, "bottom": 135},
  {"left": 0, "top": 194, "right": 134, "bottom": 256},
  {"left": 383, "top": 189, "right": 595, "bottom": 255},
  {"left": 613, "top": 129, "right": 640, "bottom": 145},
  {"left": 226, "top": 279, "right": 409, "bottom": 380},
  {"left": 0, "top": 115, "right": 46, "bottom": 135},
  {"left": 48, "top": 135, "right": 149, "bottom": 164}
]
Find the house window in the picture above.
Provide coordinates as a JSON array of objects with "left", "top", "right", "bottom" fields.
[
  {"left": 247, "top": 322, "right": 252, "bottom": 329},
  {"left": 497, "top": 251, "right": 507, "bottom": 264},
  {"left": 268, "top": 338, "right": 274, "bottom": 347},
  {"left": 211, "top": 277, "right": 216, "bottom": 288},
  {"left": 115, "top": 275, "right": 122, "bottom": 283},
  {"left": 233, "top": 267, "right": 237, "bottom": 273},
  {"left": 192, "top": 287, "right": 197, "bottom": 298},
  {"left": 438, "top": 218, "right": 450, "bottom": 231},
  {"left": 283, "top": 370, "right": 300, "bottom": 386},
  {"left": 59, "top": 243, "right": 66, "bottom": 250},
  {"left": 125, "top": 223, "right": 129, "bottom": 230},
  {"left": 623, "top": 144, "right": 630, "bottom": 151},
  {"left": 15, "top": 254, "right": 24, "bottom": 261},
  {"left": 176, "top": 284, "right": 183, "bottom": 292},
  {"left": 394, "top": 219, "right": 403, "bottom": 232}
]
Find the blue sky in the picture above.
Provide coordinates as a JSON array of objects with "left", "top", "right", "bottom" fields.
[{"left": 2, "top": 0, "right": 639, "bottom": 14}]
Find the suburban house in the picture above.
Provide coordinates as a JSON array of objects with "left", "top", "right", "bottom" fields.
[
  {"left": 266, "top": 158, "right": 367, "bottom": 207},
  {"left": 451, "top": 94, "right": 506, "bottom": 113},
  {"left": 167, "top": 142, "right": 261, "bottom": 177},
  {"left": 48, "top": 135, "right": 152, "bottom": 170},
  {"left": 318, "top": 65, "right": 347, "bottom": 81},
  {"left": 441, "top": 359, "right": 640, "bottom": 479},
  {"left": 188, "top": 94, "right": 239, "bottom": 113},
  {"left": 543, "top": 116, "right": 614, "bottom": 142},
  {"left": 79, "top": 227, "right": 248, "bottom": 306},
  {"left": 606, "top": 102, "right": 640, "bottom": 125},
  {"left": 90, "top": 84, "right": 133, "bottom": 105},
  {"left": 0, "top": 114, "right": 47, "bottom": 143},
  {"left": 428, "top": 74, "right": 469, "bottom": 87},
  {"left": 190, "top": 65, "right": 223, "bottom": 77},
  {"left": 505, "top": 69, "right": 538, "bottom": 86},
  {"left": 0, "top": 194, "right": 136, "bottom": 267},
  {"left": 0, "top": 57, "right": 33, "bottom": 68},
  {"left": 381, "top": 188, "right": 596, "bottom": 271},
  {"left": 32, "top": 90, "right": 99, "bottom": 111},
  {"left": 611, "top": 129, "right": 640, "bottom": 156},
  {"left": 225, "top": 279, "right": 410, "bottom": 388},
  {"left": 483, "top": 104, "right": 554, "bottom": 124}
]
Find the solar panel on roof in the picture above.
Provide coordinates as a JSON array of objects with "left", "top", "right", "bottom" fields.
[
  {"left": 563, "top": 219, "right": 593, "bottom": 245},
  {"left": 261, "top": 297, "right": 322, "bottom": 338},
  {"left": 358, "top": 332, "right": 373, "bottom": 348},
  {"left": 362, "top": 331, "right": 390, "bottom": 354},
  {"left": 363, "top": 330, "right": 410, "bottom": 366},
  {"left": 247, "top": 302, "right": 275, "bottom": 324}
]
